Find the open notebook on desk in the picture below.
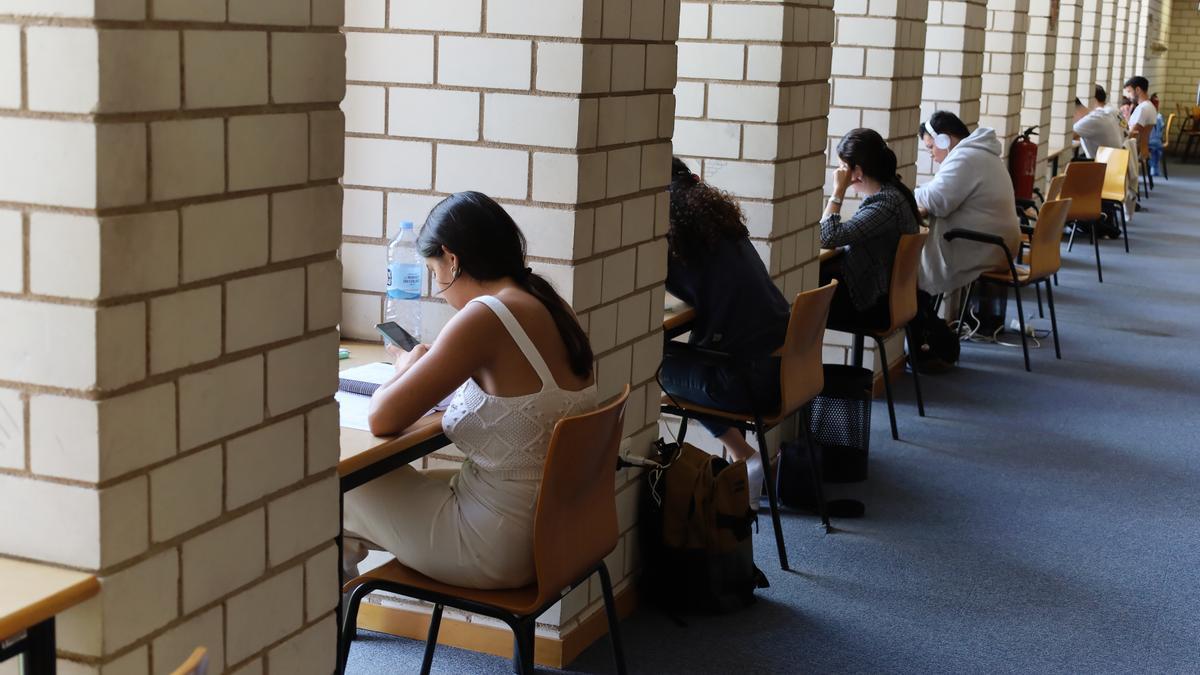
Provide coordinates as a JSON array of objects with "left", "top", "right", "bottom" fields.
[{"left": 337, "top": 362, "right": 456, "bottom": 432}]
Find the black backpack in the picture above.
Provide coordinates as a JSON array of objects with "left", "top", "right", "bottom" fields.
[{"left": 639, "top": 440, "right": 768, "bottom": 613}]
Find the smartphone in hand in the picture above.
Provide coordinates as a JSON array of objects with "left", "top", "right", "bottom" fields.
[{"left": 376, "top": 322, "right": 420, "bottom": 352}]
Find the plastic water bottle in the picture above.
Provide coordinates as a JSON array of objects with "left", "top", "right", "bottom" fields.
[{"left": 385, "top": 220, "right": 422, "bottom": 341}]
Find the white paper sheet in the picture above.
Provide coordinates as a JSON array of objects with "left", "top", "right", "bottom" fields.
[{"left": 336, "top": 386, "right": 458, "bottom": 432}]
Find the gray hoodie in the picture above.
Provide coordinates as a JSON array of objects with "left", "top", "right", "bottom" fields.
[{"left": 915, "top": 127, "right": 1022, "bottom": 295}]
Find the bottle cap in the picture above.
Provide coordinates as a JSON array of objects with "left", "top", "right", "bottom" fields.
[{"left": 401, "top": 220, "right": 414, "bottom": 230}]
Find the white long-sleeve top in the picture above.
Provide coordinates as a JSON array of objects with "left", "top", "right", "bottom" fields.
[{"left": 915, "top": 127, "right": 1022, "bottom": 295}]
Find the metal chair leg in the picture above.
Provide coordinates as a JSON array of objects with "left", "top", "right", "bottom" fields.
[
  {"left": 1092, "top": 219, "right": 1104, "bottom": 283},
  {"left": 509, "top": 619, "right": 535, "bottom": 675},
  {"left": 798, "top": 406, "right": 832, "bottom": 533},
  {"left": 1035, "top": 283, "right": 1044, "bottom": 317},
  {"left": 421, "top": 605, "right": 443, "bottom": 675},
  {"left": 956, "top": 281, "right": 974, "bottom": 336},
  {"left": 904, "top": 325, "right": 926, "bottom": 417},
  {"left": 1121, "top": 206, "right": 1130, "bottom": 253},
  {"left": 874, "top": 336, "right": 899, "bottom": 440},
  {"left": 754, "top": 418, "right": 793, "bottom": 568},
  {"left": 597, "top": 563, "right": 629, "bottom": 675},
  {"left": 338, "top": 583, "right": 378, "bottom": 674},
  {"left": 1013, "top": 284, "right": 1031, "bottom": 372},
  {"left": 1045, "top": 279, "right": 1061, "bottom": 359}
]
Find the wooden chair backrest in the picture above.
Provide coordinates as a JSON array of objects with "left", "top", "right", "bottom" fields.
[
  {"left": 1060, "top": 161, "right": 1106, "bottom": 220},
  {"left": 778, "top": 282, "right": 838, "bottom": 417},
  {"left": 1027, "top": 199, "right": 1071, "bottom": 280},
  {"left": 1136, "top": 126, "right": 1150, "bottom": 160},
  {"left": 885, "top": 230, "right": 930, "bottom": 332},
  {"left": 1046, "top": 175, "right": 1066, "bottom": 202},
  {"left": 530, "top": 385, "right": 629, "bottom": 610},
  {"left": 170, "top": 648, "right": 209, "bottom": 675},
  {"left": 1096, "top": 146, "right": 1129, "bottom": 202},
  {"left": 1164, "top": 113, "right": 1175, "bottom": 150}
]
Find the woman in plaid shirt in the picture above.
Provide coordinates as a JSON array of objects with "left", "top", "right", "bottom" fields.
[{"left": 820, "top": 128, "right": 922, "bottom": 329}]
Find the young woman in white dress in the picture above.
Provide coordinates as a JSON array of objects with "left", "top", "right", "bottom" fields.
[{"left": 343, "top": 191, "right": 597, "bottom": 590}]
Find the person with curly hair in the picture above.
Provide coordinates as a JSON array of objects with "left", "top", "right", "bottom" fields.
[{"left": 659, "top": 157, "right": 791, "bottom": 508}]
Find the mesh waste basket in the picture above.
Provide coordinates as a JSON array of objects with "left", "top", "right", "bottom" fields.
[{"left": 809, "top": 364, "right": 873, "bottom": 483}]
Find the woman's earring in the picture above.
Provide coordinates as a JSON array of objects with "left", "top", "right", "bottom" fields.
[{"left": 451, "top": 267, "right": 461, "bottom": 278}]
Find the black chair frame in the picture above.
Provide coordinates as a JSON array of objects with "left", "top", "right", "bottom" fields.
[
  {"left": 943, "top": 229, "right": 1061, "bottom": 371},
  {"left": 339, "top": 562, "right": 627, "bottom": 675},
  {"left": 659, "top": 344, "right": 832, "bottom": 573},
  {"left": 1063, "top": 211, "right": 1108, "bottom": 283}
]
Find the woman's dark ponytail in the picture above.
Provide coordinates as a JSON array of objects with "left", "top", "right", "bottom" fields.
[
  {"left": 417, "top": 192, "right": 594, "bottom": 377},
  {"left": 836, "top": 129, "right": 922, "bottom": 223},
  {"left": 516, "top": 273, "right": 594, "bottom": 377}
]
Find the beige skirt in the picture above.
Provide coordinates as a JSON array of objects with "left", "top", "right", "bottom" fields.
[{"left": 343, "top": 460, "right": 539, "bottom": 589}]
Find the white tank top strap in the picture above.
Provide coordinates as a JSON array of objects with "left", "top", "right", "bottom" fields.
[{"left": 471, "top": 295, "right": 558, "bottom": 390}]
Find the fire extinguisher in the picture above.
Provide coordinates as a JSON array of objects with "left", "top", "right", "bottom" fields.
[{"left": 1009, "top": 126, "right": 1039, "bottom": 202}]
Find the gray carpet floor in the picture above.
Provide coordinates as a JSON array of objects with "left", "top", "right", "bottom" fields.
[{"left": 347, "top": 161, "right": 1200, "bottom": 674}]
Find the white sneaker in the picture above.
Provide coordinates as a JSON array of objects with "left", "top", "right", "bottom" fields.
[{"left": 745, "top": 452, "right": 764, "bottom": 512}]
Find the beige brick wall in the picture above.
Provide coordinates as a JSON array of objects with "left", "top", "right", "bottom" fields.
[
  {"left": 674, "top": 0, "right": 834, "bottom": 302},
  {"left": 1138, "top": 0, "right": 1170, "bottom": 101},
  {"left": 1023, "top": 0, "right": 1059, "bottom": 187},
  {"left": 340, "top": 0, "right": 678, "bottom": 637},
  {"left": 1051, "top": 0, "right": 1084, "bottom": 152},
  {"left": 1165, "top": 0, "right": 1200, "bottom": 108},
  {"left": 1095, "top": 0, "right": 1116, "bottom": 97},
  {"left": 981, "top": 0, "right": 1030, "bottom": 154},
  {"left": 0, "top": 2, "right": 345, "bottom": 673},
  {"left": 919, "top": 0, "right": 987, "bottom": 181},
  {"left": 1077, "top": 0, "right": 1102, "bottom": 101}
]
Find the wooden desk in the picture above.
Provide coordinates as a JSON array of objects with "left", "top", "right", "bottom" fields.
[
  {"left": 662, "top": 248, "right": 843, "bottom": 339},
  {"left": 1, "top": 558, "right": 99, "bottom": 673},
  {"left": 337, "top": 342, "right": 451, "bottom": 492}
]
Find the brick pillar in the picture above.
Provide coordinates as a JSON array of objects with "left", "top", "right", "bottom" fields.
[
  {"left": 1121, "top": 0, "right": 1142, "bottom": 84},
  {"left": 1140, "top": 0, "right": 1169, "bottom": 90},
  {"left": 980, "top": 0, "right": 1030, "bottom": 154},
  {"left": 0, "top": 2, "right": 345, "bottom": 673},
  {"left": 1095, "top": 0, "right": 1117, "bottom": 96},
  {"left": 1022, "top": 0, "right": 1059, "bottom": 186},
  {"left": 919, "top": 0, "right": 987, "bottom": 181},
  {"left": 1076, "top": 0, "right": 1102, "bottom": 101},
  {"left": 1051, "top": 0, "right": 1084, "bottom": 153},
  {"left": 675, "top": 0, "right": 836, "bottom": 300},
  {"left": 1165, "top": 0, "right": 1200, "bottom": 106},
  {"left": 341, "top": 0, "right": 679, "bottom": 644},
  {"left": 826, "top": 0, "right": 929, "bottom": 212}
]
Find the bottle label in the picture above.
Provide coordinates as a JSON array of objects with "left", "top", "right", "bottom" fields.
[{"left": 387, "top": 262, "right": 422, "bottom": 300}]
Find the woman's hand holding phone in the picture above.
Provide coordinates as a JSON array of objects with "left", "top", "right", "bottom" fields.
[{"left": 388, "top": 342, "right": 429, "bottom": 376}]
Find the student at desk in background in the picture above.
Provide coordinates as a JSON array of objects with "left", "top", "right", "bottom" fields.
[
  {"left": 343, "top": 191, "right": 597, "bottom": 590},
  {"left": 819, "top": 128, "right": 921, "bottom": 329},
  {"left": 658, "top": 158, "right": 791, "bottom": 509}
]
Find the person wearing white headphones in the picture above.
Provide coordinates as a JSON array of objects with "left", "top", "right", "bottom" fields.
[{"left": 914, "top": 111, "right": 1021, "bottom": 297}]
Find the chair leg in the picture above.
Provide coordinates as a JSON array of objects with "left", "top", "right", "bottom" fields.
[
  {"left": 338, "top": 583, "right": 377, "bottom": 674},
  {"left": 874, "top": 336, "right": 899, "bottom": 440},
  {"left": 1067, "top": 221, "right": 1078, "bottom": 252},
  {"left": 1163, "top": 153, "right": 1169, "bottom": 179},
  {"left": 956, "top": 281, "right": 974, "bottom": 336},
  {"left": 753, "top": 418, "right": 793, "bottom": 568},
  {"left": 510, "top": 620, "right": 535, "bottom": 675},
  {"left": 1053, "top": 272, "right": 1058, "bottom": 287},
  {"left": 798, "top": 406, "right": 832, "bottom": 533},
  {"left": 1035, "top": 283, "right": 1044, "bottom": 318},
  {"left": 420, "top": 605, "right": 443, "bottom": 675},
  {"left": 904, "top": 325, "right": 926, "bottom": 417},
  {"left": 1121, "top": 206, "right": 1129, "bottom": 253},
  {"left": 597, "top": 563, "right": 629, "bottom": 675},
  {"left": 1013, "top": 284, "right": 1031, "bottom": 372},
  {"left": 676, "top": 413, "right": 689, "bottom": 445},
  {"left": 1092, "top": 220, "right": 1104, "bottom": 283},
  {"left": 1045, "top": 279, "right": 1061, "bottom": 359}
]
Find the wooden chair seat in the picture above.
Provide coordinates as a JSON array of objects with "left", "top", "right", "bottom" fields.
[
  {"left": 659, "top": 394, "right": 785, "bottom": 428},
  {"left": 345, "top": 560, "right": 541, "bottom": 615}
]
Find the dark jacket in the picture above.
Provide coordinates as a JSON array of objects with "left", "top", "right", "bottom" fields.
[
  {"left": 666, "top": 236, "right": 790, "bottom": 356},
  {"left": 820, "top": 182, "right": 920, "bottom": 310}
]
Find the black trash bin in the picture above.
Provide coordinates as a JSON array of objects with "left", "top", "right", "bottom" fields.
[{"left": 809, "top": 364, "right": 873, "bottom": 483}]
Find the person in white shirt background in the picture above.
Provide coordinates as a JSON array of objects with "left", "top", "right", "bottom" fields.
[
  {"left": 1123, "top": 76, "right": 1157, "bottom": 138},
  {"left": 1073, "top": 85, "right": 1124, "bottom": 159}
]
